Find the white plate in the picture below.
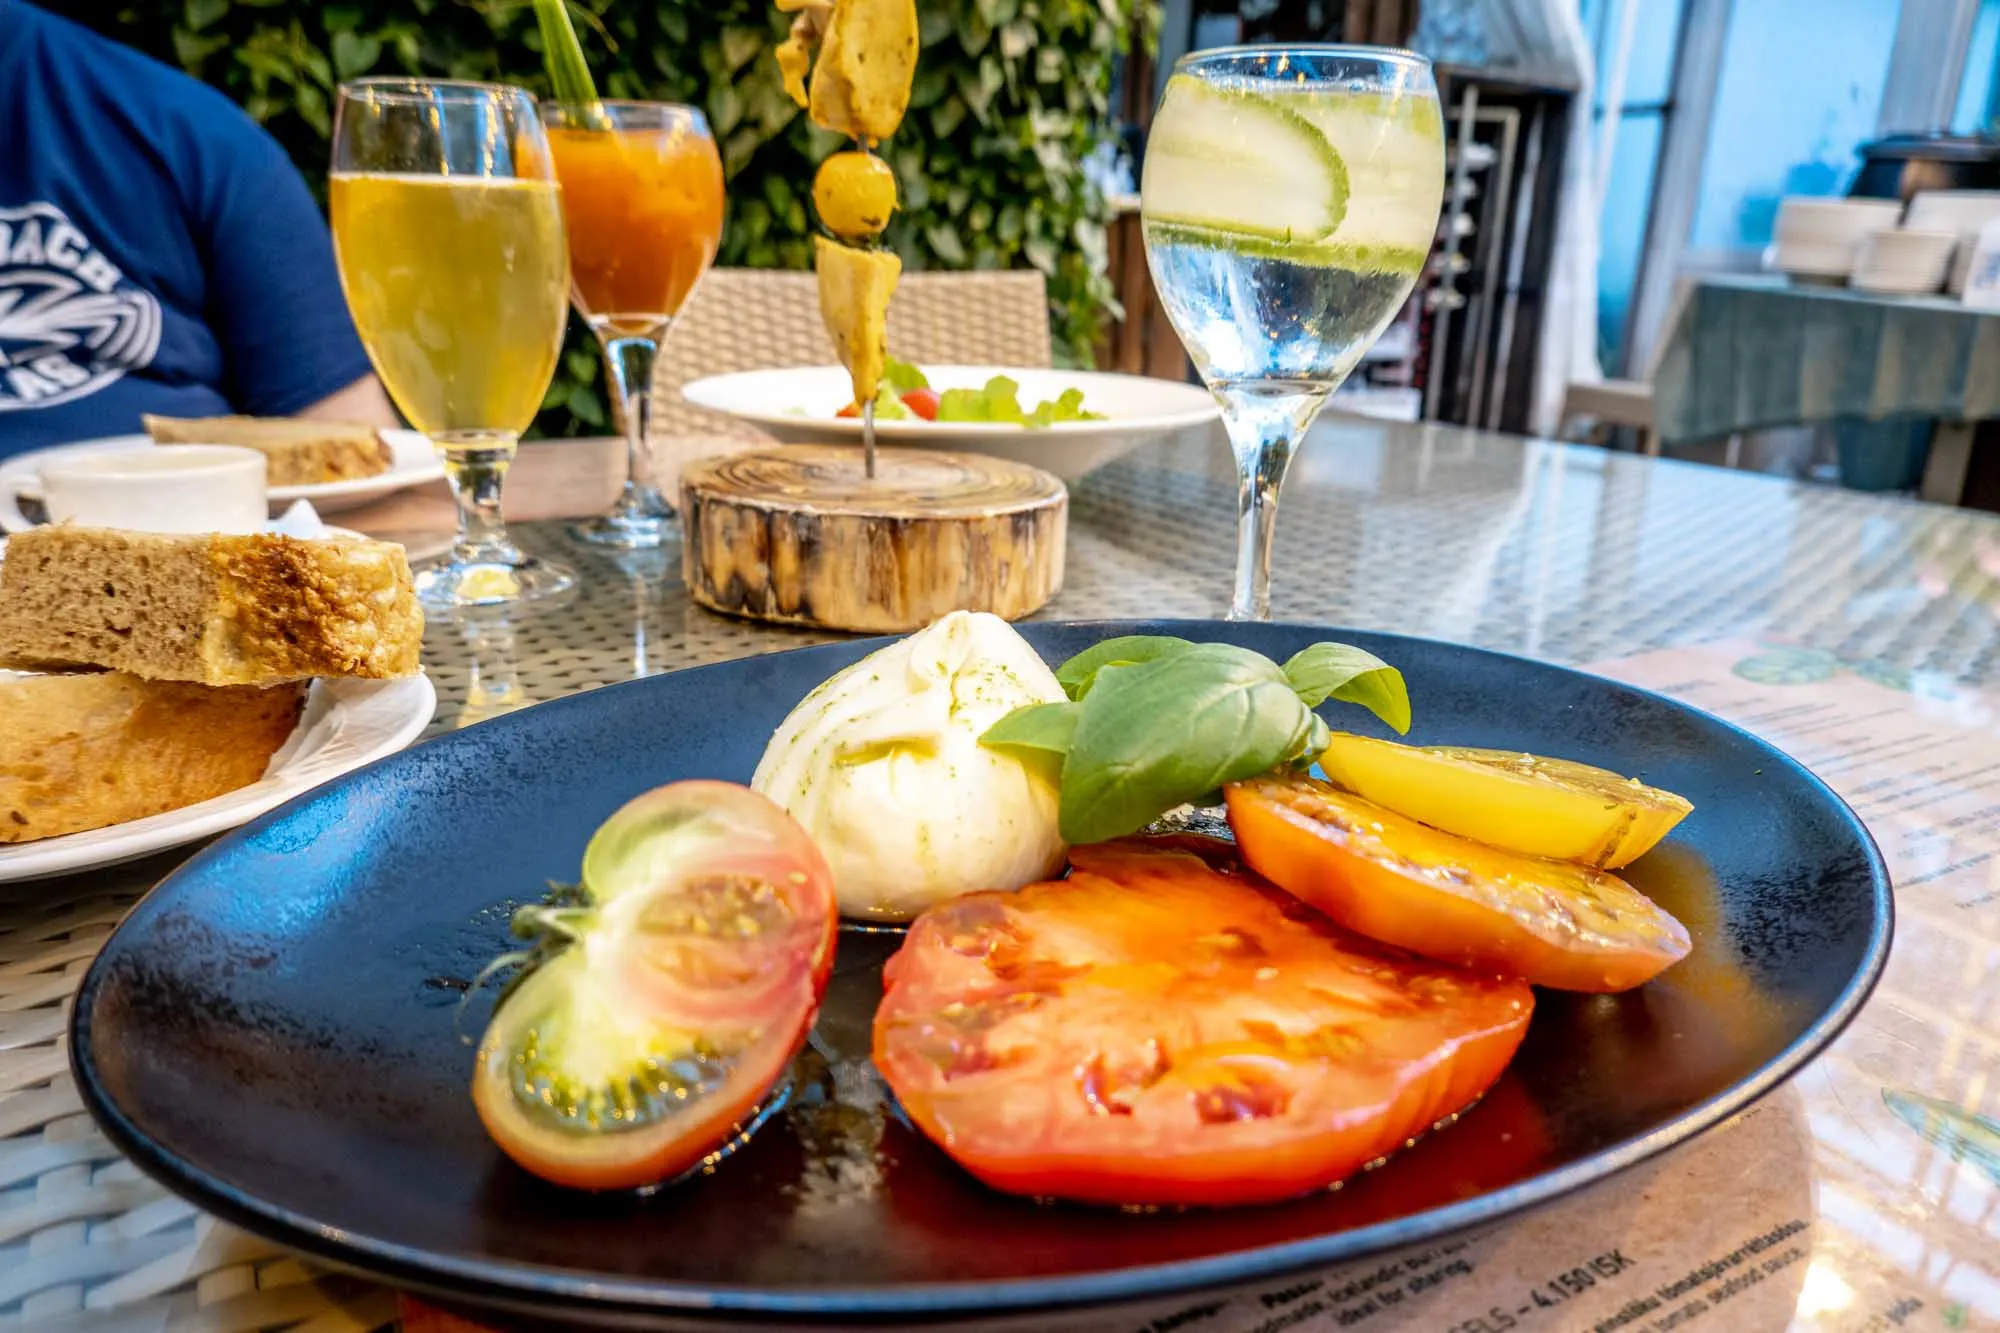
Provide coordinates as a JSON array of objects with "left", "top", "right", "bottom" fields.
[
  {"left": 681, "top": 365, "right": 1220, "bottom": 480},
  {"left": 0, "top": 429, "right": 446, "bottom": 533},
  {"left": 0, "top": 671, "right": 436, "bottom": 882}
]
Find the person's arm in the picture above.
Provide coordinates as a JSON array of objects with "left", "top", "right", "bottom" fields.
[
  {"left": 191, "top": 108, "right": 383, "bottom": 420},
  {"left": 297, "top": 373, "right": 400, "bottom": 428}
]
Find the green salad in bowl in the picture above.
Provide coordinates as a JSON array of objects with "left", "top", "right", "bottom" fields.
[{"left": 839, "top": 359, "right": 1106, "bottom": 429}]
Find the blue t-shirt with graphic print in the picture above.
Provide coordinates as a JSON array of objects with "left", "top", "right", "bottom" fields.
[{"left": 0, "top": 0, "right": 374, "bottom": 457}]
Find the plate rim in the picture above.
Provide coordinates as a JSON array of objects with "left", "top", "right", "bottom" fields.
[
  {"left": 681, "top": 364, "right": 1222, "bottom": 441},
  {"left": 67, "top": 620, "right": 1895, "bottom": 1322}
]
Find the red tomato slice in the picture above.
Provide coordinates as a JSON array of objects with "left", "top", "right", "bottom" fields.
[
  {"left": 836, "top": 402, "right": 861, "bottom": 419},
  {"left": 900, "top": 387, "right": 941, "bottom": 420},
  {"left": 873, "top": 836, "right": 1534, "bottom": 1207},
  {"left": 472, "top": 781, "right": 836, "bottom": 1192},
  {"left": 1226, "top": 773, "right": 1691, "bottom": 993}
]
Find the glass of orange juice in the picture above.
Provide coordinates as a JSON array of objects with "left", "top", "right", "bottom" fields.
[{"left": 540, "top": 101, "right": 725, "bottom": 548}]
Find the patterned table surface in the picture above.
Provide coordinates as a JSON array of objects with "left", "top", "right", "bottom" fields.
[{"left": 5, "top": 417, "right": 2000, "bottom": 1333}]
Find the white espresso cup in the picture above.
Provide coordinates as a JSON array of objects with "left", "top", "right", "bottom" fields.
[{"left": 40, "top": 446, "right": 268, "bottom": 534}]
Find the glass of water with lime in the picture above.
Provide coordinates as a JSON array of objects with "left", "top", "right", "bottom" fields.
[{"left": 1143, "top": 46, "right": 1444, "bottom": 620}]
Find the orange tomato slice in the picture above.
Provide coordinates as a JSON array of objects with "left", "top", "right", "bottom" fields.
[{"left": 1227, "top": 773, "right": 1691, "bottom": 993}]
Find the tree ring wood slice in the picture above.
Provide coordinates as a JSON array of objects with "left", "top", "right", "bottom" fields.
[{"left": 679, "top": 444, "right": 1067, "bottom": 633}]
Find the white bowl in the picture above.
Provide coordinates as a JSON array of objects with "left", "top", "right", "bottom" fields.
[
  {"left": 1768, "top": 240, "right": 1860, "bottom": 279},
  {"left": 1774, "top": 196, "right": 1902, "bottom": 243},
  {"left": 39, "top": 444, "right": 267, "bottom": 533},
  {"left": 1851, "top": 227, "right": 1956, "bottom": 294},
  {"left": 1905, "top": 192, "right": 2000, "bottom": 294},
  {"left": 681, "top": 365, "right": 1221, "bottom": 481},
  {"left": 1905, "top": 189, "right": 2000, "bottom": 231}
]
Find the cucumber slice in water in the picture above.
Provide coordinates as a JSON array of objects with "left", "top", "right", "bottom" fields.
[
  {"left": 1143, "top": 75, "right": 1349, "bottom": 243},
  {"left": 1289, "top": 92, "right": 1446, "bottom": 255}
]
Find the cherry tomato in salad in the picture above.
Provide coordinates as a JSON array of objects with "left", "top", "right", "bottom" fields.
[
  {"left": 472, "top": 781, "right": 837, "bottom": 1192},
  {"left": 1226, "top": 772, "right": 1691, "bottom": 993},
  {"left": 873, "top": 836, "right": 1533, "bottom": 1206},
  {"left": 899, "top": 387, "right": 941, "bottom": 421}
]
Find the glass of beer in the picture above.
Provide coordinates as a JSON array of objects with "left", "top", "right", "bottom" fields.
[
  {"left": 330, "top": 78, "right": 576, "bottom": 608},
  {"left": 540, "top": 100, "right": 725, "bottom": 548}
]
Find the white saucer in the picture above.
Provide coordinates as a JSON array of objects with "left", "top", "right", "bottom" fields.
[{"left": 0, "top": 429, "right": 446, "bottom": 533}]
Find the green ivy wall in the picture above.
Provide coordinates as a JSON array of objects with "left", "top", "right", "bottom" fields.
[{"left": 72, "top": 0, "right": 1156, "bottom": 436}]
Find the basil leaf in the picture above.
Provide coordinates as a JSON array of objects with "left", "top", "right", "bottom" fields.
[
  {"left": 1058, "top": 644, "right": 1316, "bottom": 844},
  {"left": 1055, "top": 635, "right": 1196, "bottom": 700},
  {"left": 1292, "top": 712, "right": 1331, "bottom": 765},
  {"left": 978, "top": 700, "right": 1080, "bottom": 758},
  {"left": 1283, "top": 643, "right": 1412, "bottom": 735}
]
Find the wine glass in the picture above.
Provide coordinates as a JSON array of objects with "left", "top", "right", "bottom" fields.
[
  {"left": 1142, "top": 46, "right": 1444, "bottom": 620},
  {"left": 330, "top": 78, "right": 577, "bottom": 609},
  {"left": 540, "top": 100, "right": 726, "bottom": 548}
]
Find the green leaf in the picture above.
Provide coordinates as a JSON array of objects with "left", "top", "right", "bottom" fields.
[
  {"left": 979, "top": 700, "right": 1080, "bottom": 759},
  {"left": 918, "top": 5, "right": 954, "bottom": 45},
  {"left": 999, "top": 21, "right": 1036, "bottom": 59},
  {"left": 882, "top": 357, "right": 929, "bottom": 393},
  {"left": 936, "top": 374, "right": 1024, "bottom": 424},
  {"left": 1055, "top": 635, "right": 1194, "bottom": 699},
  {"left": 957, "top": 10, "right": 993, "bottom": 56},
  {"left": 1057, "top": 646, "right": 1318, "bottom": 845},
  {"left": 295, "top": 82, "right": 330, "bottom": 136},
  {"left": 709, "top": 82, "right": 745, "bottom": 135},
  {"left": 718, "top": 25, "right": 764, "bottom": 75},
  {"left": 910, "top": 67, "right": 951, "bottom": 109},
  {"left": 931, "top": 94, "right": 967, "bottom": 138},
  {"left": 1024, "top": 386, "right": 1102, "bottom": 428},
  {"left": 172, "top": 27, "right": 228, "bottom": 66},
  {"left": 924, "top": 222, "right": 968, "bottom": 265},
  {"left": 330, "top": 29, "right": 380, "bottom": 78},
  {"left": 1282, "top": 644, "right": 1412, "bottom": 735},
  {"left": 184, "top": 0, "right": 227, "bottom": 31},
  {"left": 868, "top": 383, "right": 912, "bottom": 420}
]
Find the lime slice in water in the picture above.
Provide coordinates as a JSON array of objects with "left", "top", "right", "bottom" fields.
[{"left": 1143, "top": 75, "right": 1349, "bottom": 244}]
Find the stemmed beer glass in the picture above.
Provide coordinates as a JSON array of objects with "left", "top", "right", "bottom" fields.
[{"left": 330, "top": 78, "right": 576, "bottom": 609}]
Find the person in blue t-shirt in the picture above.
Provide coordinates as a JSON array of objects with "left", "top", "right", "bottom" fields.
[{"left": 0, "top": 0, "right": 395, "bottom": 458}]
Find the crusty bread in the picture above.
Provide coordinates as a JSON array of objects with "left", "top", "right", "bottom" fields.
[
  {"left": 143, "top": 415, "right": 395, "bottom": 486},
  {"left": 0, "top": 526, "right": 423, "bottom": 685},
  {"left": 0, "top": 671, "right": 306, "bottom": 843}
]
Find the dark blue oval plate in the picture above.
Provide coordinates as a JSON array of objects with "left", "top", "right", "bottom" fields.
[{"left": 70, "top": 622, "right": 1891, "bottom": 1330}]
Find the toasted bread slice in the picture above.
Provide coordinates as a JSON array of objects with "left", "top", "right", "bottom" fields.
[
  {"left": 0, "top": 526, "right": 423, "bottom": 685},
  {"left": 0, "top": 671, "right": 306, "bottom": 843},
  {"left": 143, "top": 414, "right": 396, "bottom": 485}
]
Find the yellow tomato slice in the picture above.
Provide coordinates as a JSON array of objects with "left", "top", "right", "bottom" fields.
[{"left": 1316, "top": 732, "right": 1693, "bottom": 869}]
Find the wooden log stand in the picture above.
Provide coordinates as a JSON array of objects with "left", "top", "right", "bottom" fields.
[{"left": 679, "top": 444, "right": 1067, "bottom": 633}]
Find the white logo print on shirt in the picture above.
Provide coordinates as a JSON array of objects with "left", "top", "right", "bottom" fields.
[{"left": 0, "top": 202, "right": 163, "bottom": 412}]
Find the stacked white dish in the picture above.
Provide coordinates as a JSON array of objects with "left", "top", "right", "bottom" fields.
[
  {"left": 1767, "top": 197, "right": 1904, "bottom": 282},
  {"left": 1850, "top": 227, "right": 1958, "bottom": 294},
  {"left": 1905, "top": 189, "right": 2000, "bottom": 295}
]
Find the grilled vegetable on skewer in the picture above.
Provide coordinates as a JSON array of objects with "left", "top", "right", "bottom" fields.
[{"left": 775, "top": 0, "right": 919, "bottom": 478}]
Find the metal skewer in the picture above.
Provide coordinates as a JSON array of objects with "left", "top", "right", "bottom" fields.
[{"left": 862, "top": 397, "right": 877, "bottom": 479}]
